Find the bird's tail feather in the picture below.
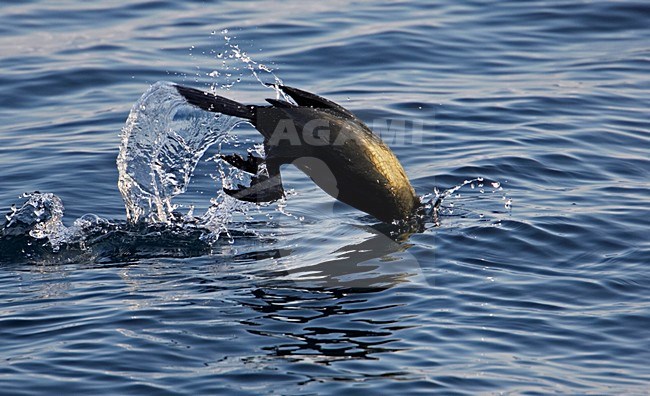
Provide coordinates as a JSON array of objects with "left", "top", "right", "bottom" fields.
[{"left": 175, "top": 84, "right": 256, "bottom": 120}]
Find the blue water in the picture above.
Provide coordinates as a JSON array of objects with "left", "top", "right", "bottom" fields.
[{"left": 1, "top": 0, "right": 649, "bottom": 394}]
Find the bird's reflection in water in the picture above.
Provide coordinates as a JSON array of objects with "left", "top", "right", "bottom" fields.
[{"left": 233, "top": 224, "right": 425, "bottom": 362}]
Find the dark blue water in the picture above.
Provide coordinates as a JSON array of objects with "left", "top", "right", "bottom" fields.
[{"left": 1, "top": 1, "right": 649, "bottom": 394}]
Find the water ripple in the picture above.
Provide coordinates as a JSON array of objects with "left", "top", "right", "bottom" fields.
[{"left": 2, "top": 0, "right": 650, "bottom": 394}]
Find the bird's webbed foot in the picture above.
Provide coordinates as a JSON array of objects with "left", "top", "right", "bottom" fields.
[
  {"left": 219, "top": 152, "right": 264, "bottom": 174},
  {"left": 223, "top": 172, "right": 284, "bottom": 203}
]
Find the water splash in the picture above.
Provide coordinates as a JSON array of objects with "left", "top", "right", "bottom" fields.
[
  {"left": 205, "top": 29, "right": 283, "bottom": 93},
  {"left": 0, "top": 191, "right": 269, "bottom": 264},
  {"left": 1, "top": 82, "right": 257, "bottom": 256},
  {"left": 419, "top": 177, "right": 511, "bottom": 227},
  {"left": 115, "top": 31, "right": 289, "bottom": 228},
  {"left": 117, "top": 81, "right": 242, "bottom": 224},
  {"left": 2, "top": 192, "right": 66, "bottom": 246},
  {"left": 1, "top": 36, "right": 300, "bottom": 258},
  {"left": 1, "top": 192, "right": 113, "bottom": 254}
]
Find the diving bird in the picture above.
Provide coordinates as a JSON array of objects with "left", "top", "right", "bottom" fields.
[{"left": 175, "top": 84, "right": 420, "bottom": 223}]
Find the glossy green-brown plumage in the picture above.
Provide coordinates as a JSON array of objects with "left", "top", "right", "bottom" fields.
[{"left": 175, "top": 84, "right": 419, "bottom": 223}]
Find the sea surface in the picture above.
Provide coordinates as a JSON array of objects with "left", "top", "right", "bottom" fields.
[{"left": 1, "top": 0, "right": 649, "bottom": 394}]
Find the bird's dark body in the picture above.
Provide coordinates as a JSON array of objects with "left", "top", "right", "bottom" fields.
[{"left": 175, "top": 84, "right": 419, "bottom": 223}]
